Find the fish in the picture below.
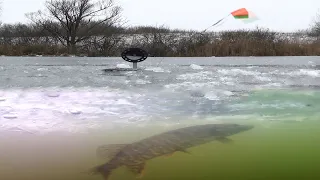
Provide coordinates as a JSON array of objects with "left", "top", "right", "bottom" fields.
[{"left": 91, "top": 123, "right": 253, "bottom": 179}]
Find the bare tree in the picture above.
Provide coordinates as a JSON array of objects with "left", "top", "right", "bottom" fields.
[
  {"left": 309, "top": 9, "right": 320, "bottom": 39},
  {"left": 26, "top": 0, "right": 123, "bottom": 54},
  {"left": 80, "top": 25, "right": 125, "bottom": 56},
  {"left": 127, "top": 25, "right": 179, "bottom": 56}
]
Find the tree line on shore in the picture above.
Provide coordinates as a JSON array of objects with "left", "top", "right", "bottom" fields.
[{"left": 0, "top": 0, "right": 320, "bottom": 57}]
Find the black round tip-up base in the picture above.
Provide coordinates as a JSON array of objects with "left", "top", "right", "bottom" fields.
[
  {"left": 102, "top": 48, "right": 148, "bottom": 73},
  {"left": 121, "top": 48, "right": 148, "bottom": 63}
]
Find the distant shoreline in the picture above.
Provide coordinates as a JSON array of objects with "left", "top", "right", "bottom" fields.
[
  {"left": 0, "top": 55, "right": 319, "bottom": 58},
  {"left": 0, "top": 28, "right": 319, "bottom": 57}
]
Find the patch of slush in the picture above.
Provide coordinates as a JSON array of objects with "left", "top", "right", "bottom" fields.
[
  {"left": 176, "top": 71, "right": 215, "bottom": 80},
  {"left": 204, "top": 90, "right": 234, "bottom": 100},
  {"left": 254, "top": 83, "right": 283, "bottom": 88},
  {"left": 0, "top": 87, "right": 148, "bottom": 134},
  {"left": 116, "top": 63, "right": 131, "bottom": 69},
  {"left": 164, "top": 81, "right": 219, "bottom": 90},
  {"left": 254, "top": 76, "right": 272, "bottom": 82},
  {"left": 145, "top": 67, "right": 170, "bottom": 73},
  {"left": 217, "top": 69, "right": 261, "bottom": 76},
  {"left": 37, "top": 67, "right": 48, "bottom": 71},
  {"left": 279, "top": 69, "right": 320, "bottom": 77},
  {"left": 190, "top": 64, "right": 203, "bottom": 70},
  {"left": 135, "top": 79, "right": 151, "bottom": 84},
  {"left": 297, "top": 69, "right": 320, "bottom": 77}
]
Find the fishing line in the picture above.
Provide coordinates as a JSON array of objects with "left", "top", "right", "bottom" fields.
[
  {"left": 155, "top": 15, "right": 230, "bottom": 68},
  {"left": 212, "top": 18, "right": 228, "bottom": 28},
  {"left": 155, "top": 8, "right": 254, "bottom": 67},
  {"left": 201, "top": 14, "right": 231, "bottom": 33},
  {"left": 156, "top": 57, "right": 165, "bottom": 67}
]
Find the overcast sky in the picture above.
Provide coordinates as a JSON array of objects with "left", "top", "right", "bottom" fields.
[{"left": 1, "top": 0, "right": 320, "bottom": 32}]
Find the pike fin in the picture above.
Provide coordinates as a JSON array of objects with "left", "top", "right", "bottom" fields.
[
  {"left": 96, "top": 144, "right": 128, "bottom": 159},
  {"left": 216, "top": 137, "right": 234, "bottom": 144},
  {"left": 126, "top": 162, "right": 146, "bottom": 178},
  {"left": 90, "top": 163, "right": 113, "bottom": 180}
]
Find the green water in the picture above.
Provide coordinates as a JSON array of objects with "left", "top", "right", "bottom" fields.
[{"left": 1, "top": 89, "right": 320, "bottom": 180}]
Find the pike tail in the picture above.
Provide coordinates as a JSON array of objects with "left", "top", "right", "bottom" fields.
[{"left": 91, "top": 163, "right": 114, "bottom": 180}]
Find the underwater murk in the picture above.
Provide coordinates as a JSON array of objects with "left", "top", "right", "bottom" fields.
[{"left": 1, "top": 89, "right": 320, "bottom": 180}]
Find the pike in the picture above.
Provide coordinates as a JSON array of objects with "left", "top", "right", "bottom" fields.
[{"left": 91, "top": 123, "right": 253, "bottom": 179}]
